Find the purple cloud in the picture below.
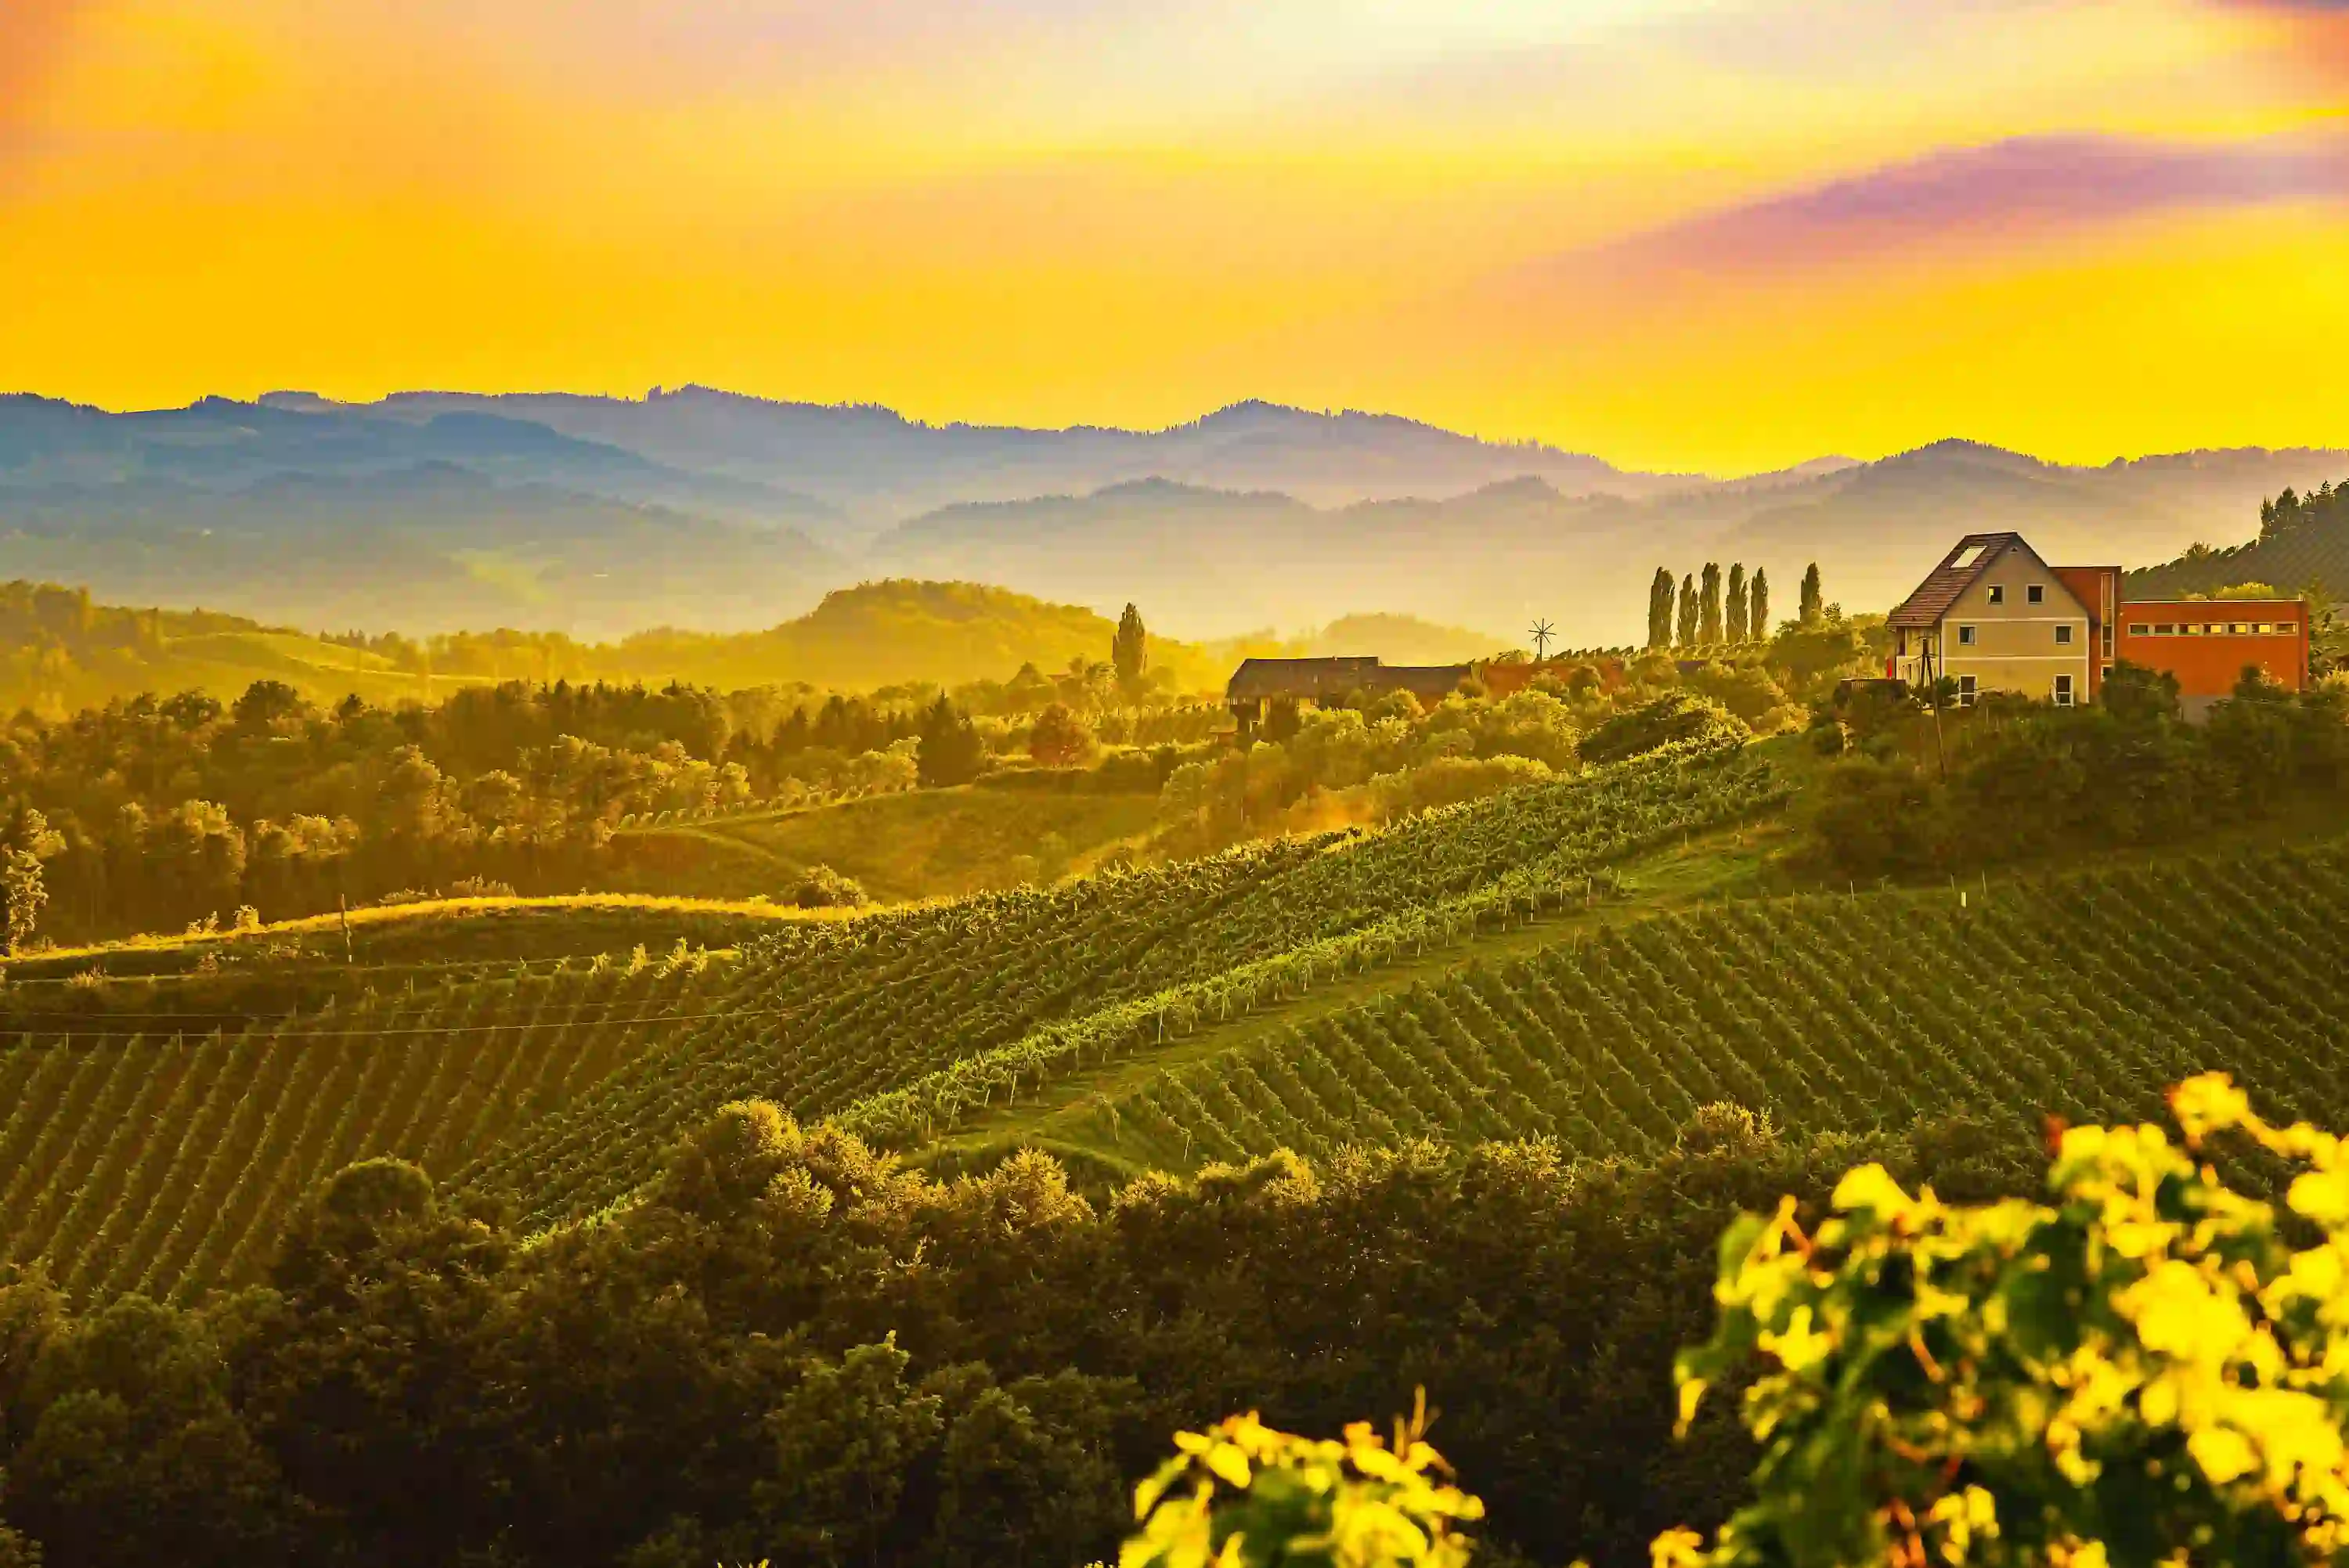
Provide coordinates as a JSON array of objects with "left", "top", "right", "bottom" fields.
[{"left": 1542, "top": 130, "right": 2349, "bottom": 284}]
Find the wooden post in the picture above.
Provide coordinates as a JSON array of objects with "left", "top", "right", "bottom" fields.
[{"left": 339, "top": 895, "right": 352, "bottom": 965}]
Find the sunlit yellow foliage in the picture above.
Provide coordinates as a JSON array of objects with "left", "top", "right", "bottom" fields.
[
  {"left": 1123, "top": 1394, "right": 1485, "bottom": 1568},
  {"left": 1665, "top": 1073, "right": 2349, "bottom": 1567}
]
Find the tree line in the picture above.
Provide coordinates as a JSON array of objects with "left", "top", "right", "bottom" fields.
[
  {"left": 2260, "top": 478, "right": 2346, "bottom": 539},
  {"left": 0, "top": 1093, "right": 2047, "bottom": 1568},
  {"left": 1644, "top": 562, "right": 1827, "bottom": 650},
  {"left": 0, "top": 602, "right": 1218, "bottom": 946}
]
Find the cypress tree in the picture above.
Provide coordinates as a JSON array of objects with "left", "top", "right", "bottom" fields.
[
  {"left": 1750, "top": 568, "right": 1771, "bottom": 642},
  {"left": 1698, "top": 563, "right": 1724, "bottom": 645},
  {"left": 1725, "top": 564, "right": 1748, "bottom": 646},
  {"left": 1647, "top": 568, "right": 1676, "bottom": 650},
  {"left": 1799, "top": 563, "right": 1824, "bottom": 625},
  {"left": 1113, "top": 604, "right": 1149, "bottom": 696},
  {"left": 1676, "top": 573, "right": 1700, "bottom": 648}
]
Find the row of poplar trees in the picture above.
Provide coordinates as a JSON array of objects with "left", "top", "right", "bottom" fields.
[{"left": 1644, "top": 561, "right": 1823, "bottom": 650}]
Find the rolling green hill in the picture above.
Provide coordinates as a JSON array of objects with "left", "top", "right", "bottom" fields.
[
  {"left": 0, "top": 726, "right": 1774, "bottom": 1297},
  {"left": 0, "top": 582, "right": 472, "bottom": 715},
  {"left": 0, "top": 575, "right": 1248, "bottom": 714},
  {"left": 984, "top": 849, "right": 2345, "bottom": 1177},
  {"left": 15, "top": 699, "right": 2349, "bottom": 1314}
]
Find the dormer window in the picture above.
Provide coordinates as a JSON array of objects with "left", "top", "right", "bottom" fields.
[{"left": 1987, "top": 586, "right": 2005, "bottom": 605}]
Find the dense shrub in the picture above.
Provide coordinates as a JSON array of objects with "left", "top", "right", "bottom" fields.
[
  {"left": 1578, "top": 694, "right": 1746, "bottom": 766},
  {"left": 791, "top": 863, "right": 869, "bottom": 908}
]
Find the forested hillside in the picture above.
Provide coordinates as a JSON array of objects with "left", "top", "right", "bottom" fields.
[
  {"left": 0, "top": 573, "right": 1493, "bottom": 717},
  {"left": 2126, "top": 474, "right": 2349, "bottom": 598}
]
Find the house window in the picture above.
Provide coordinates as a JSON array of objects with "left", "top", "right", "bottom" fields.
[
  {"left": 2128, "top": 624, "right": 2148, "bottom": 636},
  {"left": 1987, "top": 586, "right": 2005, "bottom": 605},
  {"left": 2055, "top": 625, "right": 2074, "bottom": 646},
  {"left": 1957, "top": 625, "right": 1977, "bottom": 647},
  {"left": 2028, "top": 585, "right": 2045, "bottom": 604},
  {"left": 2054, "top": 675, "right": 2075, "bottom": 707},
  {"left": 2228, "top": 623, "right": 2249, "bottom": 636},
  {"left": 1958, "top": 676, "right": 1978, "bottom": 706}
]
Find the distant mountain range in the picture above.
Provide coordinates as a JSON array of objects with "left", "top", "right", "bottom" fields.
[
  {"left": 342, "top": 390, "right": 1703, "bottom": 531},
  {"left": 0, "top": 390, "right": 2340, "bottom": 645},
  {"left": 873, "top": 442, "right": 2349, "bottom": 643}
]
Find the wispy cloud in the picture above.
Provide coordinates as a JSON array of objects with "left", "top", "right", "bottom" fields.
[{"left": 1539, "top": 130, "right": 2349, "bottom": 283}]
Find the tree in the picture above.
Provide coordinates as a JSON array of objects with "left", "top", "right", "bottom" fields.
[
  {"left": 1749, "top": 568, "right": 1770, "bottom": 642},
  {"left": 2103, "top": 660, "right": 2180, "bottom": 724},
  {"left": 1676, "top": 573, "right": 1700, "bottom": 648},
  {"left": 231, "top": 679, "right": 309, "bottom": 734},
  {"left": 1724, "top": 564, "right": 1748, "bottom": 646},
  {"left": 1698, "top": 564, "right": 1723, "bottom": 645},
  {"left": 1028, "top": 703, "right": 1095, "bottom": 767},
  {"left": 1113, "top": 604, "right": 1148, "bottom": 697},
  {"left": 2, "top": 851, "right": 44, "bottom": 956},
  {"left": 1799, "top": 562, "right": 1824, "bottom": 626},
  {"left": 1647, "top": 569, "right": 1676, "bottom": 650},
  {"left": 752, "top": 1339, "right": 945, "bottom": 1568},
  {"left": 161, "top": 690, "right": 222, "bottom": 731},
  {"left": 2, "top": 808, "right": 63, "bottom": 955},
  {"left": 916, "top": 694, "right": 985, "bottom": 788}
]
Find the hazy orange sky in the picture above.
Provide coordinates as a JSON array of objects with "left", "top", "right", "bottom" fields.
[{"left": 3, "top": 0, "right": 2347, "bottom": 472}]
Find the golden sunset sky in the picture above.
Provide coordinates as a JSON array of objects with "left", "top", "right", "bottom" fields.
[{"left": 3, "top": 0, "right": 2347, "bottom": 471}]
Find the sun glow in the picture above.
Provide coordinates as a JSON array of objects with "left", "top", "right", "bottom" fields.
[{"left": 3, "top": 0, "right": 2346, "bottom": 468}]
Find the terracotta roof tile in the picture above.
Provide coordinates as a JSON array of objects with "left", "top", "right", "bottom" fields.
[{"left": 1887, "top": 532, "right": 2026, "bottom": 629}]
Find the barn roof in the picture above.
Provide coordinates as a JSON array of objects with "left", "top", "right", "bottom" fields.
[
  {"left": 1887, "top": 532, "right": 2030, "bottom": 629},
  {"left": 1225, "top": 657, "right": 1473, "bottom": 703}
]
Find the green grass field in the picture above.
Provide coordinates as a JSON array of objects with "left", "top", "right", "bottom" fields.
[
  {"left": 606, "top": 786, "right": 1162, "bottom": 901},
  {"left": 153, "top": 629, "right": 479, "bottom": 706}
]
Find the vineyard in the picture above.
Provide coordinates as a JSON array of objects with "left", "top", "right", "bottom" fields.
[
  {"left": 15, "top": 709, "right": 2349, "bottom": 1311},
  {"left": 1036, "top": 845, "right": 2349, "bottom": 1172},
  {"left": 0, "top": 727, "right": 1779, "bottom": 1299}
]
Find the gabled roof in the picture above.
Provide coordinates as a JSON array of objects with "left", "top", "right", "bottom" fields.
[
  {"left": 1888, "top": 532, "right": 2030, "bottom": 629},
  {"left": 1227, "top": 657, "right": 1379, "bottom": 702},
  {"left": 1225, "top": 657, "right": 1473, "bottom": 703}
]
